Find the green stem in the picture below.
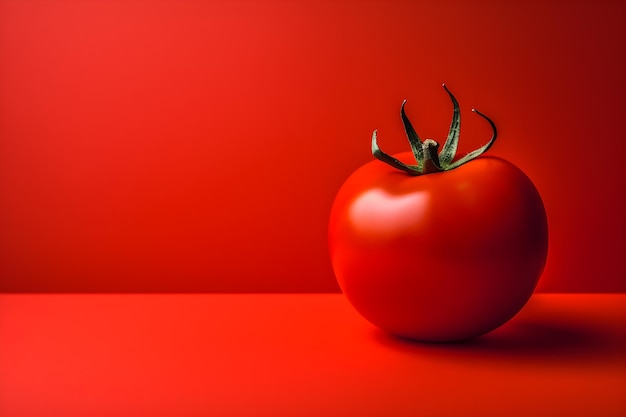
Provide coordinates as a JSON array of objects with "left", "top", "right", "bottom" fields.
[
  {"left": 421, "top": 139, "right": 442, "bottom": 174},
  {"left": 372, "top": 84, "right": 497, "bottom": 176}
]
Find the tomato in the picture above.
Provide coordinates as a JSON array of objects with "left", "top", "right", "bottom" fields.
[{"left": 328, "top": 85, "right": 548, "bottom": 342}]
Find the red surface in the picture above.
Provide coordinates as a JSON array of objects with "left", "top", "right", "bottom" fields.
[
  {"left": 1, "top": 293, "right": 625, "bottom": 416},
  {"left": 0, "top": 0, "right": 624, "bottom": 293}
]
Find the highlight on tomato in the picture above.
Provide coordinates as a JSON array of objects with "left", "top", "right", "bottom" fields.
[{"left": 328, "top": 84, "right": 548, "bottom": 342}]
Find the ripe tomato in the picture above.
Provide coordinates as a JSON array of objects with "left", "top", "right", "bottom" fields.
[{"left": 328, "top": 85, "right": 548, "bottom": 342}]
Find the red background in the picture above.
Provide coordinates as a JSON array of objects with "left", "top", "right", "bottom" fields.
[
  {"left": 0, "top": 0, "right": 624, "bottom": 293},
  {"left": 2, "top": 293, "right": 625, "bottom": 416}
]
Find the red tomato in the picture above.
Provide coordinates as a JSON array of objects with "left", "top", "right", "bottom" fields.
[{"left": 328, "top": 86, "right": 548, "bottom": 342}]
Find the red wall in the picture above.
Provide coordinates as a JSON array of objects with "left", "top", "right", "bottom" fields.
[{"left": 0, "top": 0, "right": 624, "bottom": 292}]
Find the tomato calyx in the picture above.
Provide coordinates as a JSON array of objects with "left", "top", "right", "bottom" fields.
[{"left": 372, "top": 84, "right": 498, "bottom": 176}]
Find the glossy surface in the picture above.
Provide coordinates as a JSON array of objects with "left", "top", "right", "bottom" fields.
[
  {"left": 329, "top": 154, "right": 548, "bottom": 341},
  {"left": 0, "top": 293, "right": 624, "bottom": 417}
]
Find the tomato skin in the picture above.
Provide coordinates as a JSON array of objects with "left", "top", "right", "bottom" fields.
[{"left": 328, "top": 152, "right": 548, "bottom": 342}]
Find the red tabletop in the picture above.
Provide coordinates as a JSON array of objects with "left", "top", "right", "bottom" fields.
[{"left": 1, "top": 293, "right": 624, "bottom": 416}]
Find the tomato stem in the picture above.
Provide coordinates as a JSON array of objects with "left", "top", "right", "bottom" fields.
[
  {"left": 421, "top": 139, "right": 442, "bottom": 174},
  {"left": 372, "top": 84, "right": 497, "bottom": 176},
  {"left": 439, "top": 83, "right": 461, "bottom": 167}
]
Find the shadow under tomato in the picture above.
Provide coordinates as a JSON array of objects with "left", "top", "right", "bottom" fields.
[{"left": 371, "top": 298, "right": 626, "bottom": 366}]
